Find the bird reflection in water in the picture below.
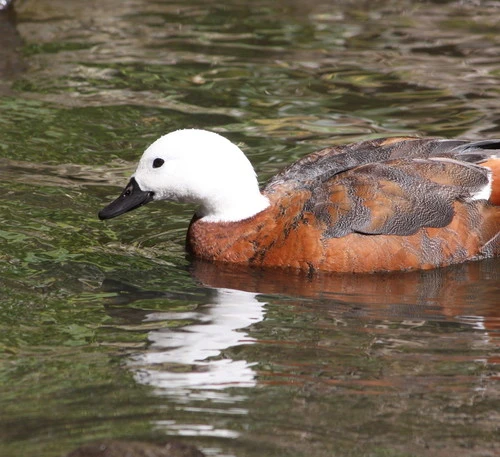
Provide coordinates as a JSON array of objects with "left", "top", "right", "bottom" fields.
[{"left": 102, "top": 258, "right": 500, "bottom": 399}]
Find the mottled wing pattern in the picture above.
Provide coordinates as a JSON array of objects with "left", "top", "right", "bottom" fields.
[
  {"left": 306, "top": 157, "right": 490, "bottom": 237},
  {"left": 265, "top": 137, "right": 457, "bottom": 188},
  {"left": 265, "top": 137, "right": 500, "bottom": 239},
  {"left": 266, "top": 137, "right": 500, "bottom": 190}
]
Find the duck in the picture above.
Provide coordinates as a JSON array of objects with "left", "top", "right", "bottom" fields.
[{"left": 99, "top": 129, "right": 500, "bottom": 273}]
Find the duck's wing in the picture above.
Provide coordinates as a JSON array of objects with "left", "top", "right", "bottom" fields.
[
  {"left": 265, "top": 137, "right": 500, "bottom": 190},
  {"left": 304, "top": 156, "right": 493, "bottom": 238},
  {"left": 304, "top": 157, "right": 496, "bottom": 238},
  {"left": 263, "top": 137, "right": 500, "bottom": 238}
]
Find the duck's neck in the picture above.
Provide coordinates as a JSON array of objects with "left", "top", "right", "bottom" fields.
[{"left": 196, "top": 187, "right": 270, "bottom": 223}]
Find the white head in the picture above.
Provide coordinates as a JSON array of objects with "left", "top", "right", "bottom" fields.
[{"left": 100, "top": 129, "right": 269, "bottom": 222}]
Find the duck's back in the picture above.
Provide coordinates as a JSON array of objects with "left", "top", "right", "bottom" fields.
[
  {"left": 188, "top": 137, "right": 500, "bottom": 273},
  {"left": 266, "top": 137, "right": 499, "bottom": 192}
]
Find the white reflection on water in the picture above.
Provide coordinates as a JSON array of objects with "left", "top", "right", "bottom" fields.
[{"left": 129, "top": 288, "right": 266, "bottom": 397}]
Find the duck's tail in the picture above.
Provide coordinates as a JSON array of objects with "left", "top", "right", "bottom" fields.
[
  {"left": 482, "top": 157, "right": 500, "bottom": 206},
  {"left": 453, "top": 139, "right": 500, "bottom": 206}
]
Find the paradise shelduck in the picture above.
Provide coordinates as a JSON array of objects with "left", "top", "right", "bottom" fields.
[{"left": 99, "top": 129, "right": 500, "bottom": 273}]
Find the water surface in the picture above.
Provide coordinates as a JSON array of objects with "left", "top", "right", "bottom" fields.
[{"left": 1, "top": 1, "right": 499, "bottom": 456}]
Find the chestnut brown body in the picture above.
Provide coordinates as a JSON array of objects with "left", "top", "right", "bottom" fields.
[{"left": 187, "top": 137, "right": 500, "bottom": 273}]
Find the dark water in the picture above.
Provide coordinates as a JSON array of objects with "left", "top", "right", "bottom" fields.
[{"left": 1, "top": 1, "right": 499, "bottom": 456}]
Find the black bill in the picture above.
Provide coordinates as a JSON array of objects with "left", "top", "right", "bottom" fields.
[{"left": 98, "top": 177, "right": 154, "bottom": 220}]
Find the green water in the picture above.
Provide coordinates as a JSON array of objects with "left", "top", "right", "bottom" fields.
[{"left": 1, "top": 1, "right": 499, "bottom": 456}]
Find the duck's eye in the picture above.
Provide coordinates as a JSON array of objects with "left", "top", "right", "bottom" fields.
[{"left": 152, "top": 158, "right": 165, "bottom": 169}]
